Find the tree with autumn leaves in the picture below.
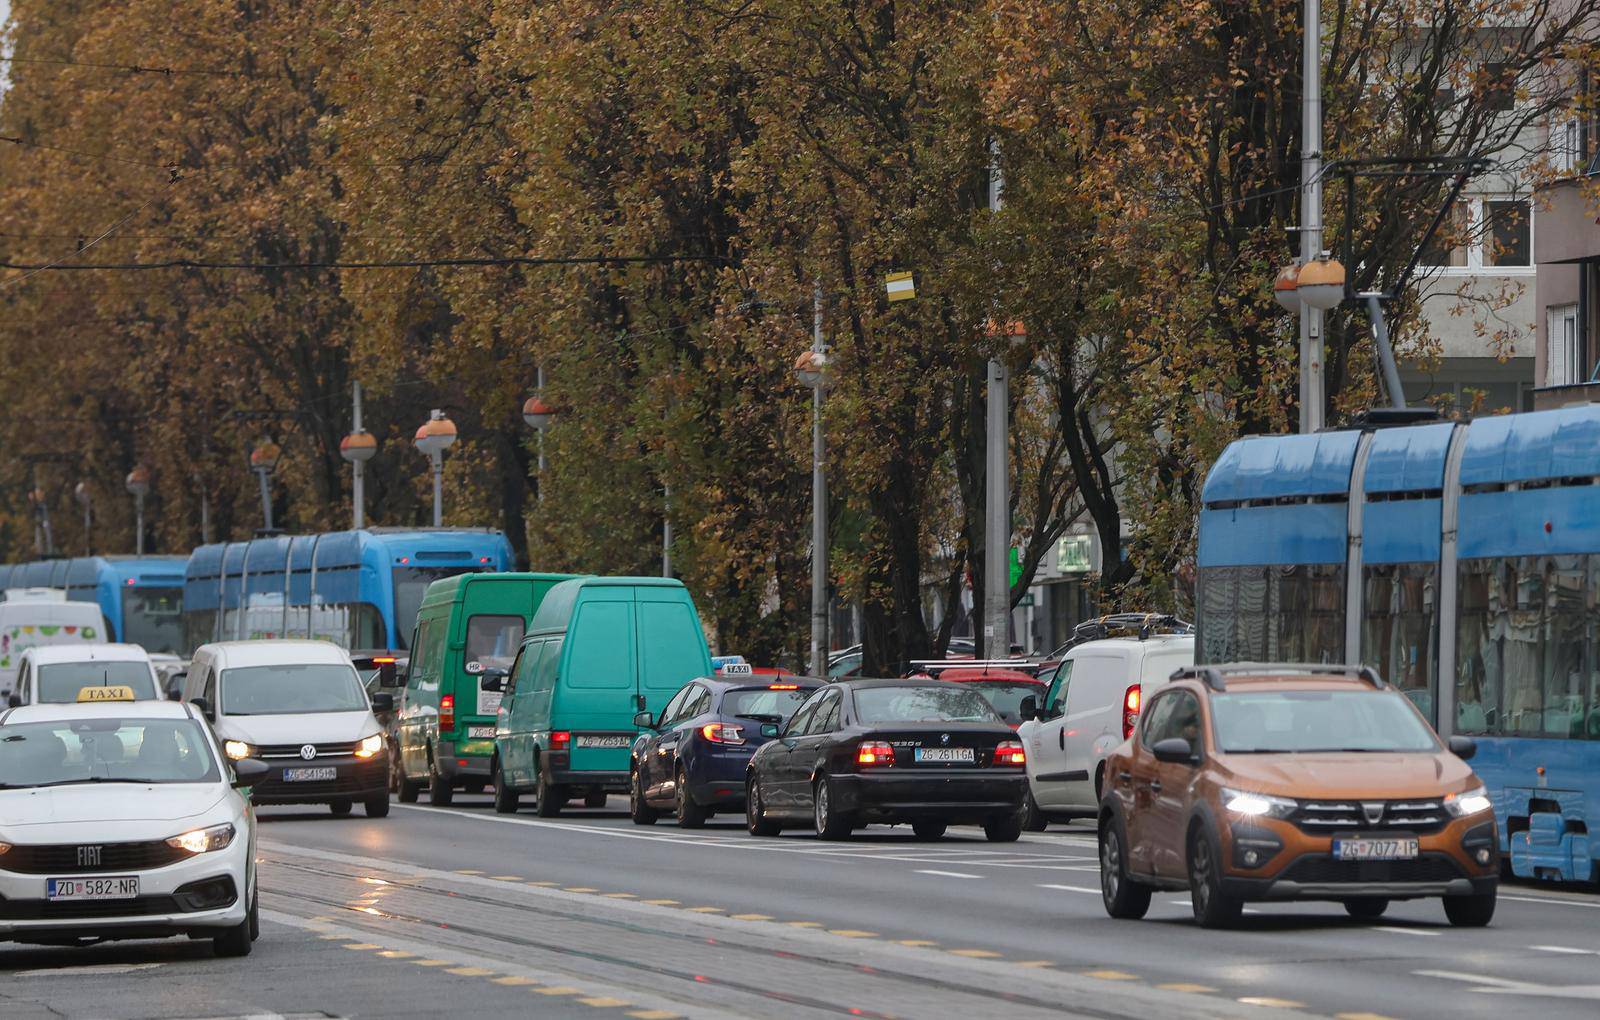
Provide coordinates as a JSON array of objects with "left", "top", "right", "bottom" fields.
[{"left": 0, "top": 1, "right": 1594, "bottom": 668}]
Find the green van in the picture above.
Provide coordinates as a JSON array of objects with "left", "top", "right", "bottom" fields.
[
  {"left": 488, "top": 577, "right": 713, "bottom": 816},
  {"left": 397, "top": 572, "right": 581, "bottom": 806}
]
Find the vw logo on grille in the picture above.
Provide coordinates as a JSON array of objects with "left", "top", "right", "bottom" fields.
[
  {"left": 939, "top": 733, "right": 950, "bottom": 745},
  {"left": 299, "top": 744, "right": 318, "bottom": 760}
]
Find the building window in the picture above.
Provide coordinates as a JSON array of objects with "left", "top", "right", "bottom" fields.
[
  {"left": 1419, "top": 197, "right": 1532, "bottom": 273},
  {"left": 1554, "top": 118, "right": 1582, "bottom": 174},
  {"left": 1482, "top": 62, "right": 1517, "bottom": 113},
  {"left": 1483, "top": 200, "right": 1531, "bottom": 267},
  {"left": 1547, "top": 304, "right": 1581, "bottom": 386}
]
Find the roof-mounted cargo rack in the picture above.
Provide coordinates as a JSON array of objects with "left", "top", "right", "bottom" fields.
[
  {"left": 906, "top": 659, "right": 1044, "bottom": 678},
  {"left": 1174, "top": 662, "right": 1387, "bottom": 691},
  {"left": 1053, "top": 613, "right": 1193, "bottom": 656}
]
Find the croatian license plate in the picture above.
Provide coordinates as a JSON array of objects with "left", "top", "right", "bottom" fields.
[
  {"left": 467, "top": 725, "right": 496, "bottom": 739},
  {"left": 914, "top": 747, "right": 974, "bottom": 763},
  {"left": 48, "top": 876, "right": 139, "bottom": 901},
  {"left": 282, "top": 766, "right": 337, "bottom": 782},
  {"left": 1333, "top": 838, "right": 1418, "bottom": 861},
  {"left": 575, "top": 735, "right": 631, "bottom": 749}
]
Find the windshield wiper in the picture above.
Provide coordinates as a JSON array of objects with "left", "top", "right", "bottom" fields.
[{"left": 34, "top": 777, "right": 150, "bottom": 788}]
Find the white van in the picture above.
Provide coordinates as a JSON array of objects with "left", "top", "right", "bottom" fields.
[
  {"left": 9, "top": 643, "right": 163, "bottom": 707},
  {"left": 0, "top": 592, "right": 109, "bottom": 703},
  {"left": 182, "top": 641, "right": 394, "bottom": 818},
  {"left": 1018, "top": 633, "right": 1194, "bottom": 825}
]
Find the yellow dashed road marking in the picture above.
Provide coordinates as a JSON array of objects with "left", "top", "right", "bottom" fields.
[
  {"left": 1159, "top": 983, "right": 1217, "bottom": 993},
  {"left": 565, "top": 887, "right": 599, "bottom": 893},
  {"left": 828, "top": 929, "right": 879, "bottom": 938},
  {"left": 896, "top": 938, "right": 937, "bottom": 947},
  {"left": 342, "top": 943, "right": 380, "bottom": 951},
  {"left": 627, "top": 1012, "right": 683, "bottom": 1020},
  {"left": 527, "top": 880, "right": 560, "bottom": 887},
  {"left": 493, "top": 976, "right": 541, "bottom": 986},
  {"left": 948, "top": 949, "right": 1001, "bottom": 958},
  {"left": 535, "top": 986, "right": 583, "bottom": 996},
  {"left": 317, "top": 934, "right": 345, "bottom": 941},
  {"left": 686, "top": 906, "right": 724, "bottom": 913},
  {"left": 1336, "top": 1014, "right": 1400, "bottom": 1020},
  {"left": 732, "top": 913, "right": 773, "bottom": 921},
  {"left": 603, "top": 892, "right": 637, "bottom": 899},
  {"left": 579, "top": 997, "right": 632, "bottom": 1008},
  {"left": 1016, "top": 961, "right": 1054, "bottom": 968},
  {"left": 1084, "top": 969, "right": 1139, "bottom": 981},
  {"left": 412, "top": 959, "right": 451, "bottom": 967},
  {"left": 455, "top": 869, "right": 485, "bottom": 875},
  {"left": 491, "top": 875, "right": 524, "bottom": 881},
  {"left": 378, "top": 950, "right": 416, "bottom": 959},
  {"left": 786, "top": 921, "right": 823, "bottom": 928},
  {"left": 642, "top": 898, "right": 679, "bottom": 905},
  {"left": 446, "top": 966, "right": 495, "bottom": 977},
  {"left": 1240, "top": 998, "right": 1305, "bottom": 1009}
]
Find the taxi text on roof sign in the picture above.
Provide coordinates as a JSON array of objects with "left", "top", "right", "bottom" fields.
[{"left": 77, "top": 685, "right": 137, "bottom": 703}]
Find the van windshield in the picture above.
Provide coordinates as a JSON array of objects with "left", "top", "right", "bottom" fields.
[
  {"left": 1211, "top": 690, "right": 1439, "bottom": 753},
  {"left": 37, "top": 661, "right": 157, "bottom": 703},
  {"left": 466, "top": 615, "right": 524, "bottom": 671},
  {"left": 221, "top": 664, "right": 368, "bottom": 715}
]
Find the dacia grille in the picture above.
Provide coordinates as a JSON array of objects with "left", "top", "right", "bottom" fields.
[{"left": 1289, "top": 798, "right": 1447, "bottom": 835}]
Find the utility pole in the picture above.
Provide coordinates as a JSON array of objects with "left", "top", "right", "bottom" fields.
[
  {"left": 809, "top": 284, "right": 829, "bottom": 678},
  {"left": 662, "top": 481, "right": 672, "bottom": 578},
  {"left": 1299, "top": 0, "right": 1326, "bottom": 433},
  {"left": 983, "top": 143, "right": 1011, "bottom": 656},
  {"left": 351, "top": 382, "right": 366, "bottom": 529}
]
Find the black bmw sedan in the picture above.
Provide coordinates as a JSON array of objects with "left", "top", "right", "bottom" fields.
[{"left": 744, "top": 679, "right": 1028, "bottom": 842}]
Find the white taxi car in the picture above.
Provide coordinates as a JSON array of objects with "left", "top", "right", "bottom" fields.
[{"left": 0, "top": 687, "right": 264, "bottom": 956}]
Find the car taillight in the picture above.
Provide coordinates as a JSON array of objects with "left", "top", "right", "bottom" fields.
[
  {"left": 701, "top": 723, "right": 745, "bottom": 744},
  {"left": 993, "top": 740, "right": 1026, "bottom": 767},
  {"left": 439, "top": 694, "right": 455, "bottom": 733},
  {"left": 1122, "top": 684, "right": 1141, "bottom": 740},
  {"left": 769, "top": 684, "right": 798, "bottom": 690},
  {"left": 856, "top": 741, "right": 895, "bottom": 767},
  {"left": 550, "top": 730, "right": 571, "bottom": 751}
]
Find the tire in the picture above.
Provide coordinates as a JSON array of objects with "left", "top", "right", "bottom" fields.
[
  {"left": 984, "top": 812, "right": 1024, "bottom": 843},
  {"left": 1099, "top": 813, "right": 1152, "bottom": 919},
  {"left": 746, "top": 775, "right": 781, "bottom": 837},
  {"left": 1344, "top": 897, "right": 1388, "bottom": 920},
  {"left": 911, "top": 819, "right": 947, "bottom": 840},
  {"left": 248, "top": 886, "right": 259, "bottom": 941},
  {"left": 364, "top": 795, "right": 390, "bottom": 818},
  {"left": 427, "top": 756, "right": 454, "bottom": 807},
  {"left": 1188, "top": 824, "right": 1243, "bottom": 928},
  {"left": 584, "top": 790, "right": 607, "bottom": 809},
  {"left": 330, "top": 800, "right": 352, "bottom": 817},
  {"left": 675, "top": 768, "right": 709, "bottom": 829},
  {"left": 813, "top": 775, "right": 853, "bottom": 840},
  {"left": 630, "top": 768, "right": 660, "bottom": 826},
  {"left": 213, "top": 896, "right": 255, "bottom": 958},
  {"left": 1443, "top": 890, "right": 1496, "bottom": 927},
  {"left": 398, "top": 768, "right": 422, "bottom": 804},
  {"left": 492, "top": 760, "right": 520, "bottom": 815},
  {"left": 1023, "top": 787, "right": 1048, "bottom": 832},
  {"left": 533, "top": 760, "right": 563, "bottom": 818}
]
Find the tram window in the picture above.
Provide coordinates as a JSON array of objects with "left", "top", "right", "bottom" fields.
[
  {"left": 1198, "top": 564, "right": 1344, "bottom": 664},
  {"left": 1362, "top": 564, "right": 1438, "bottom": 724}
]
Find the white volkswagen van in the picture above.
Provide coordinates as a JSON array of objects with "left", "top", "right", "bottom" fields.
[{"left": 182, "top": 641, "right": 393, "bottom": 818}]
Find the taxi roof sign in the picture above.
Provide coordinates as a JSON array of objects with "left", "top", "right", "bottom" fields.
[
  {"left": 77, "top": 685, "right": 137, "bottom": 703},
  {"left": 717, "top": 662, "right": 754, "bottom": 676}
]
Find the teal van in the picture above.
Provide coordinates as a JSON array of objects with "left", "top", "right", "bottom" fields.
[
  {"left": 488, "top": 577, "right": 713, "bottom": 815},
  {"left": 397, "top": 572, "right": 580, "bottom": 806}
]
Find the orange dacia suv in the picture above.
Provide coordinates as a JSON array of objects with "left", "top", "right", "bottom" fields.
[{"left": 1097, "top": 664, "right": 1498, "bottom": 928}]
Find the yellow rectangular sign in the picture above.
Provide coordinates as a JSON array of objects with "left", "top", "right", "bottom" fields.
[{"left": 77, "top": 685, "right": 136, "bottom": 703}]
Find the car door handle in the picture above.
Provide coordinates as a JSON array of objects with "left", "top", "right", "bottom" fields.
[{"left": 1058, "top": 729, "right": 1065, "bottom": 750}]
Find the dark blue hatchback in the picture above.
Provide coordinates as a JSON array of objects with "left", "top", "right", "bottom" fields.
[{"left": 630, "top": 674, "right": 822, "bottom": 827}]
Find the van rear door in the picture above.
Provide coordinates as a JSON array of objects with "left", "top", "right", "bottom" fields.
[
  {"left": 560, "top": 596, "right": 637, "bottom": 773},
  {"left": 635, "top": 593, "right": 712, "bottom": 719}
]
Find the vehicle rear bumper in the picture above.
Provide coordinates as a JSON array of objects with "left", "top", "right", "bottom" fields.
[
  {"left": 549, "top": 767, "right": 630, "bottom": 792},
  {"left": 829, "top": 771, "right": 1027, "bottom": 821},
  {"left": 687, "top": 748, "right": 760, "bottom": 805},
  {"left": 434, "top": 744, "right": 493, "bottom": 781},
  {"left": 249, "top": 753, "right": 389, "bottom": 804}
]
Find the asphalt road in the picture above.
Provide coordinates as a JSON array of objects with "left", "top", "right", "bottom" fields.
[{"left": 3, "top": 793, "right": 1597, "bottom": 1019}]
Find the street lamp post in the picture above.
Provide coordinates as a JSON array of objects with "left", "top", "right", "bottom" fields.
[
  {"left": 248, "top": 442, "right": 279, "bottom": 534},
  {"left": 125, "top": 467, "right": 150, "bottom": 555},
  {"left": 795, "top": 285, "right": 830, "bottom": 678},
  {"left": 415, "top": 410, "right": 457, "bottom": 527},
  {"left": 340, "top": 381, "right": 377, "bottom": 531},
  {"left": 74, "top": 482, "right": 92, "bottom": 556},
  {"left": 522, "top": 390, "right": 555, "bottom": 504}
]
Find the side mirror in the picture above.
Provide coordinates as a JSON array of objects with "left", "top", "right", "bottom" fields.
[
  {"left": 1447, "top": 735, "right": 1477, "bottom": 760},
  {"left": 632, "top": 710, "right": 655, "bottom": 729},
  {"left": 1019, "top": 695, "right": 1038, "bottom": 721},
  {"left": 379, "top": 664, "right": 404, "bottom": 688},
  {"left": 760, "top": 723, "right": 779, "bottom": 738},
  {"left": 1151, "top": 737, "right": 1199, "bottom": 765},
  {"left": 232, "top": 757, "right": 269, "bottom": 789},
  {"left": 370, "top": 692, "right": 395, "bottom": 713},
  {"left": 166, "top": 688, "right": 182, "bottom": 702},
  {"left": 479, "top": 667, "right": 507, "bottom": 693},
  {"left": 190, "top": 696, "right": 214, "bottom": 721},
  {"left": 6, "top": 693, "right": 20, "bottom": 708}
]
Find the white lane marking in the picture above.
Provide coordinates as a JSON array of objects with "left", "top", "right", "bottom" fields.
[
  {"left": 1502, "top": 893, "right": 1600, "bottom": 910},
  {"left": 1373, "top": 926, "right": 1439, "bottom": 937},
  {"left": 1039, "top": 883, "right": 1101, "bottom": 894},
  {"left": 1531, "top": 945, "right": 1600, "bottom": 955},
  {"left": 12, "top": 962, "right": 165, "bottom": 977},
  {"left": 915, "top": 869, "right": 981, "bottom": 879},
  {"left": 1414, "top": 969, "right": 1600, "bottom": 1000}
]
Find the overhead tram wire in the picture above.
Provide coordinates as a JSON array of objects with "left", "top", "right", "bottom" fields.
[{"left": 0, "top": 254, "right": 727, "bottom": 272}]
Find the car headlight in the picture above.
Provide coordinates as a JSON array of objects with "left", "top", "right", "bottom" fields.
[
  {"left": 1445, "top": 785, "right": 1492, "bottom": 818},
  {"left": 354, "top": 733, "right": 384, "bottom": 759},
  {"left": 0, "top": 840, "right": 11, "bottom": 855},
  {"left": 1223, "top": 787, "right": 1298, "bottom": 819},
  {"left": 223, "top": 740, "right": 254, "bottom": 761},
  {"left": 166, "top": 823, "right": 236, "bottom": 855}
]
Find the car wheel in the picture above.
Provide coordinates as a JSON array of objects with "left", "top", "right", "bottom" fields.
[
  {"left": 492, "top": 760, "right": 520, "bottom": 815},
  {"left": 1344, "top": 897, "right": 1388, "bottom": 920},
  {"left": 630, "top": 768, "right": 660, "bottom": 826},
  {"left": 397, "top": 767, "right": 422, "bottom": 804},
  {"left": 213, "top": 899, "right": 255, "bottom": 958},
  {"left": 676, "top": 768, "right": 709, "bottom": 829},
  {"left": 746, "top": 775, "right": 781, "bottom": 837},
  {"left": 533, "top": 760, "right": 564, "bottom": 818},
  {"left": 1099, "top": 814, "right": 1152, "bottom": 919},
  {"left": 1187, "top": 824, "right": 1242, "bottom": 928},
  {"left": 813, "top": 775, "right": 853, "bottom": 840},
  {"left": 984, "top": 812, "right": 1024, "bottom": 843},
  {"left": 911, "top": 819, "right": 947, "bottom": 841},
  {"left": 1443, "top": 890, "right": 1496, "bottom": 927},
  {"left": 364, "top": 795, "right": 390, "bottom": 818},
  {"left": 427, "top": 757, "right": 455, "bottom": 807},
  {"left": 330, "top": 800, "right": 352, "bottom": 817},
  {"left": 1023, "top": 787, "right": 1047, "bottom": 832},
  {"left": 584, "top": 790, "right": 607, "bottom": 809}
]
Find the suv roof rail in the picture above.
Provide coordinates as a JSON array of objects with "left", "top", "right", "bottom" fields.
[
  {"left": 1170, "top": 666, "right": 1228, "bottom": 692},
  {"left": 1189, "top": 662, "right": 1387, "bottom": 689}
]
